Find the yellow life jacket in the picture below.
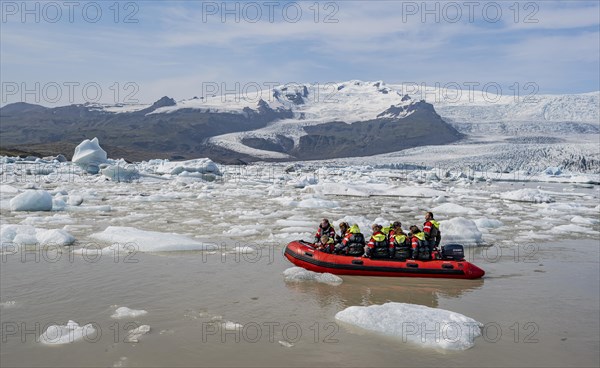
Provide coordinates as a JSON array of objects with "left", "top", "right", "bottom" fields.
[
  {"left": 382, "top": 224, "right": 393, "bottom": 235},
  {"left": 372, "top": 233, "right": 386, "bottom": 242},
  {"left": 413, "top": 231, "right": 426, "bottom": 241},
  {"left": 430, "top": 220, "right": 440, "bottom": 229},
  {"left": 394, "top": 234, "right": 407, "bottom": 243},
  {"left": 349, "top": 224, "right": 361, "bottom": 234}
]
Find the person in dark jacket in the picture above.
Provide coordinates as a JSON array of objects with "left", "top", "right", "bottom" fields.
[
  {"left": 388, "top": 221, "right": 405, "bottom": 240},
  {"left": 423, "top": 212, "right": 441, "bottom": 252},
  {"left": 409, "top": 225, "right": 429, "bottom": 260},
  {"left": 365, "top": 224, "right": 394, "bottom": 259},
  {"left": 335, "top": 222, "right": 350, "bottom": 244},
  {"left": 336, "top": 224, "right": 366, "bottom": 256},
  {"left": 314, "top": 218, "right": 336, "bottom": 243},
  {"left": 389, "top": 222, "right": 410, "bottom": 259},
  {"left": 316, "top": 235, "right": 335, "bottom": 253}
]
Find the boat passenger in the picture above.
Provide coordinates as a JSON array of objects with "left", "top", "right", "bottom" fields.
[
  {"left": 409, "top": 225, "right": 429, "bottom": 260},
  {"left": 335, "top": 222, "right": 350, "bottom": 244},
  {"left": 388, "top": 221, "right": 405, "bottom": 239},
  {"left": 365, "top": 224, "right": 394, "bottom": 259},
  {"left": 316, "top": 235, "right": 335, "bottom": 253},
  {"left": 314, "top": 218, "right": 336, "bottom": 243},
  {"left": 336, "top": 224, "right": 366, "bottom": 256},
  {"left": 382, "top": 223, "right": 394, "bottom": 237},
  {"left": 423, "top": 212, "right": 441, "bottom": 253},
  {"left": 389, "top": 222, "right": 410, "bottom": 259}
]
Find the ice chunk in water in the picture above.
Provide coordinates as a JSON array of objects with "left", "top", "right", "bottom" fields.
[
  {"left": 440, "top": 217, "right": 483, "bottom": 245},
  {"left": 125, "top": 325, "right": 150, "bottom": 343},
  {"left": 111, "top": 307, "right": 148, "bottom": 319},
  {"left": 283, "top": 267, "right": 343, "bottom": 285},
  {"left": 72, "top": 137, "right": 108, "bottom": 174},
  {"left": 10, "top": 190, "right": 53, "bottom": 211},
  {"left": 499, "top": 189, "right": 553, "bottom": 203},
  {"left": 89, "top": 226, "right": 217, "bottom": 252},
  {"left": 335, "top": 302, "right": 482, "bottom": 350},
  {"left": 39, "top": 320, "right": 97, "bottom": 345}
]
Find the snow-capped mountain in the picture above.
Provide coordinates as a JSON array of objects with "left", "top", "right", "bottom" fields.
[
  {"left": 0, "top": 80, "right": 598, "bottom": 167},
  {"left": 0, "top": 81, "right": 461, "bottom": 162},
  {"left": 103, "top": 80, "right": 600, "bottom": 125}
]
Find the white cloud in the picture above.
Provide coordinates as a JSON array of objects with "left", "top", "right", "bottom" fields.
[{"left": 1, "top": 0, "right": 598, "bottom": 105}]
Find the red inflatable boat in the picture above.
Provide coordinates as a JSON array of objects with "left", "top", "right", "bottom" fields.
[{"left": 284, "top": 240, "right": 485, "bottom": 279}]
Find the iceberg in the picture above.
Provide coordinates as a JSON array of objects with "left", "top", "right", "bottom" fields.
[
  {"left": 101, "top": 164, "right": 140, "bottom": 182},
  {"left": 152, "top": 158, "right": 221, "bottom": 176},
  {"left": 432, "top": 203, "right": 479, "bottom": 215},
  {"left": 439, "top": 217, "right": 483, "bottom": 245},
  {"left": 1, "top": 225, "right": 76, "bottom": 247},
  {"left": 498, "top": 189, "right": 554, "bottom": 203},
  {"left": 39, "top": 320, "right": 96, "bottom": 345},
  {"left": 9, "top": 190, "right": 53, "bottom": 211},
  {"left": 89, "top": 226, "right": 217, "bottom": 252},
  {"left": 72, "top": 137, "right": 108, "bottom": 174},
  {"left": 335, "top": 302, "right": 482, "bottom": 350}
]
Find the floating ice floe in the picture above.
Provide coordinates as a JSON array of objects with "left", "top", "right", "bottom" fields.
[
  {"left": 334, "top": 302, "right": 482, "bottom": 350},
  {"left": 111, "top": 307, "right": 148, "bottom": 319},
  {"left": 0, "top": 184, "right": 19, "bottom": 196},
  {"left": 314, "top": 183, "right": 446, "bottom": 198},
  {"left": 288, "top": 175, "right": 318, "bottom": 188},
  {"left": 474, "top": 217, "right": 504, "bottom": 229},
  {"left": 272, "top": 196, "right": 339, "bottom": 208},
  {"left": 36, "top": 229, "right": 76, "bottom": 246},
  {"left": 222, "top": 321, "right": 244, "bottom": 331},
  {"left": 125, "top": 325, "right": 150, "bottom": 343},
  {"left": 549, "top": 224, "right": 596, "bottom": 235},
  {"left": 10, "top": 190, "right": 53, "bottom": 211},
  {"left": 101, "top": 163, "right": 140, "bottom": 182},
  {"left": 278, "top": 340, "right": 294, "bottom": 348},
  {"left": 72, "top": 137, "right": 108, "bottom": 174},
  {"left": 439, "top": 217, "right": 483, "bottom": 245},
  {"left": 432, "top": 203, "right": 479, "bottom": 215},
  {"left": 297, "top": 197, "right": 339, "bottom": 208},
  {"left": 152, "top": 158, "right": 221, "bottom": 176},
  {"left": 19, "top": 214, "right": 74, "bottom": 226},
  {"left": 570, "top": 216, "right": 599, "bottom": 225},
  {"left": 89, "top": 226, "right": 217, "bottom": 252},
  {"left": 498, "top": 189, "right": 554, "bottom": 203},
  {"left": 0, "top": 225, "right": 75, "bottom": 247},
  {"left": 222, "top": 224, "right": 265, "bottom": 237},
  {"left": 514, "top": 230, "right": 554, "bottom": 243},
  {"left": 283, "top": 267, "right": 343, "bottom": 285},
  {"left": 0, "top": 301, "right": 16, "bottom": 308},
  {"left": 127, "top": 192, "right": 185, "bottom": 203},
  {"left": 66, "top": 204, "right": 111, "bottom": 213},
  {"left": 39, "top": 320, "right": 96, "bottom": 345}
]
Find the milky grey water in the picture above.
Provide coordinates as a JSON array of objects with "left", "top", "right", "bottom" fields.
[
  {"left": 1, "top": 238, "right": 598, "bottom": 367},
  {"left": 1, "top": 174, "right": 599, "bottom": 367}
]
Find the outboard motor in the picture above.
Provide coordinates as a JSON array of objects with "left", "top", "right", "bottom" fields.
[{"left": 441, "top": 244, "right": 465, "bottom": 260}]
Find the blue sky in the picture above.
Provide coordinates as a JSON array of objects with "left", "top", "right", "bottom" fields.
[{"left": 1, "top": 0, "right": 599, "bottom": 106}]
